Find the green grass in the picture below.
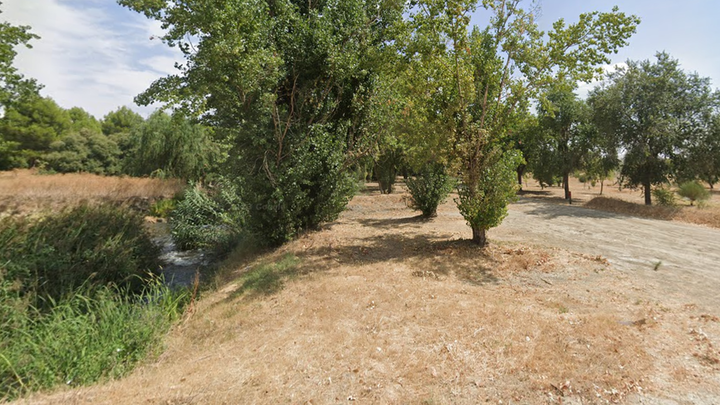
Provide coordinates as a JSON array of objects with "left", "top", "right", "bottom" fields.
[
  {"left": 233, "top": 254, "right": 301, "bottom": 297},
  {"left": 0, "top": 281, "right": 188, "bottom": 401}
]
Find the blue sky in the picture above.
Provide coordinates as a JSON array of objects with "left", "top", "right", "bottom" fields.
[{"left": 2, "top": 0, "right": 719, "bottom": 118}]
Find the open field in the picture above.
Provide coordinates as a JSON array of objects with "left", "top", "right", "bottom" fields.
[
  {"left": 519, "top": 177, "right": 720, "bottom": 229},
  {"left": 14, "top": 183, "right": 720, "bottom": 404},
  {"left": 0, "top": 170, "right": 185, "bottom": 216}
]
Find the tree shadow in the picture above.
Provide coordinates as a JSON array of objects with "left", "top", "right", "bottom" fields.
[
  {"left": 518, "top": 190, "right": 553, "bottom": 197},
  {"left": 295, "top": 234, "right": 499, "bottom": 286},
  {"left": 357, "top": 214, "right": 428, "bottom": 229}
]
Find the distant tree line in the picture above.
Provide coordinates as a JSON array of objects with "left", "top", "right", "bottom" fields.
[
  {"left": 0, "top": 92, "right": 222, "bottom": 180},
  {"left": 515, "top": 52, "right": 720, "bottom": 205}
]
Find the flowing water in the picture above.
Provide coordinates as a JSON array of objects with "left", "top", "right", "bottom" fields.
[{"left": 146, "top": 221, "right": 209, "bottom": 288}]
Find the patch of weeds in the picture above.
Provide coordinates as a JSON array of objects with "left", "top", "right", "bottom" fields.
[
  {"left": 233, "top": 254, "right": 301, "bottom": 297},
  {"left": 149, "top": 198, "right": 177, "bottom": 218}
]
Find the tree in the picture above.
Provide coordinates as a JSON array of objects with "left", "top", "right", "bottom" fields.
[
  {"left": 677, "top": 114, "right": 720, "bottom": 188},
  {"left": 119, "top": 0, "right": 405, "bottom": 245},
  {"left": 43, "top": 128, "right": 121, "bottom": 175},
  {"left": 101, "top": 106, "right": 144, "bottom": 136},
  {"left": 67, "top": 107, "right": 102, "bottom": 134},
  {"left": 0, "top": 93, "right": 71, "bottom": 166},
  {"left": 125, "top": 110, "right": 220, "bottom": 180},
  {"left": 535, "top": 82, "right": 593, "bottom": 199},
  {"left": 0, "top": 2, "right": 40, "bottom": 108},
  {"left": 406, "top": 0, "right": 639, "bottom": 245},
  {"left": 589, "top": 52, "right": 719, "bottom": 205}
]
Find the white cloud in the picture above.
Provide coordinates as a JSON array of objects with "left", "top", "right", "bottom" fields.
[
  {"left": 576, "top": 62, "right": 628, "bottom": 99},
  {"left": 2, "top": 0, "right": 183, "bottom": 118}
]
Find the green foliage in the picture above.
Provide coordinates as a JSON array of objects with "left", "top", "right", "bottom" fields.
[
  {"left": 101, "top": 106, "right": 144, "bottom": 136},
  {"left": 677, "top": 115, "right": 720, "bottom": 189},
  {"left": 0, "top": 94, "right": 71, "bottom": 167},
  {"left": 0, "top": 201, "right": 183, "bottom": 400},
  {"left": 119, "top": 0, "right": 405, "bottom": 246},
  {"left": 589, "top": 52, "right": 718, "bottom": 205},
  {"left": 535, "top": 82, "right": 596, "bottom": 198},
  {"left": 0, "top": 281, "right": 187, "bottom": 401},
  {"left": 41, "top": 129, "right": 122, "bottom": 175},
  {"left": 125, "top": 111, "right": 221, "bottom": 181},
  {"left": 374, "top": 147, "right": 403, "bottom": 194},
  {"left": 677, "top": 181, "right": 710, "bottom": 206},
  {"left": 67, "top": 107, "right": 102, "bottom": 134},
  {"left": 0, "top": 204, "right": 160, "bottom": 308},
  {"left": 456, "top": 150, "right": 524, "bottom": 245},
  {"left": 406, "top": 164, "right": 455, "bottom": 218},
  {"left": 171, "top": 181, "right": 245, "bottom": 252},
  {"left": 405, "top": 0, "right": 638, "bottom": 244},
  {"left": 149, "top": 198, "right": 177, "bottom": 218},
  {"left": 0, "top": 6, "right": 39, "bottom": 108},
  {"left": 652, "top": 187, "right": 676, "bottom": 207}
]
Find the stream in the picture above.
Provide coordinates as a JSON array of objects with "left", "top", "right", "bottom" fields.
[{"left": 146, "top": 221, "right": 210, "bottom": 288}]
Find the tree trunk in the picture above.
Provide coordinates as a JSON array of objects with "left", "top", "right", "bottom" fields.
[
  {"left": 563, "top": 172, "right": 570, "bottom": 199},
  {"left": 600, "top": 180, "right": 604, "bottom": 195},
  {"left": 516, "top": 165, "right": 525, "bottom": 190},
  {"left": 471, "top": 226, "right": 487, "bottom": 247},
  {"left": 517, "top": 169, "right": 523, "bottom": 190},
  {"left": 644, "top": 179, "right": 652, "bottom": 205}
]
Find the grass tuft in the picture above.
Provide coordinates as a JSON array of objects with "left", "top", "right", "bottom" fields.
[{"left": 234, "top": 254, "right": 301, "bottom": 297}]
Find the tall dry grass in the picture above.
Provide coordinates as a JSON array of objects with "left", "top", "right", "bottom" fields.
[{"left": 0, "top": 170, "right": 185, "bottom": 215}]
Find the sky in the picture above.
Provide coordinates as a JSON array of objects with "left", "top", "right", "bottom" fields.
[{"left": 2, "top": 0, "right": 719, "bottom": 119}]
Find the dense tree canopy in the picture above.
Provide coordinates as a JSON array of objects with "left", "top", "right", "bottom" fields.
[
  {"left": 589, "top": 52, "right": 719, "bottom": 205},
  {"left": 0, "top": 93, "right": 71, "bottom": 167},
  {"left": 125, "top": 110, "right": 220, "bottom": 180},
  {"left": 119, "top": 0, "right": 406, "bottom": 244}
]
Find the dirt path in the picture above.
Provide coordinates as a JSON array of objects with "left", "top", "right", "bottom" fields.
[{"left": 490, "top": 198, "right": 720, "bottom": 310}]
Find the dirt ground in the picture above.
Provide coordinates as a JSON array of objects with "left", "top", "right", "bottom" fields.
[{"left": 14, "top": 183, "right": 720, "bottom": 404}]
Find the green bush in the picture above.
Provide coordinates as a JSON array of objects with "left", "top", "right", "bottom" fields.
[
  {"left": 150, "top": 198, "right": 177, "bottom": 218},
  {"left": 677, "top": 181, "right": 710, "bottom": 206},
  {"left": 0, "top": 204, "right": 160, "bottom": 307},
  {"left": 0, "top": 281, "right": 187, "bottom": 401},
  {"left": 241, "top": 127, "right": 357, "bottom": 246},
  {"left": 406, "top": 164, "right": 455, "bottom": 218},
  {"left": 652, "top": 187, "right": 676, "bottom": 207},
  {"left": 171, "top": 181, "right": 245, "bottom": 252}
]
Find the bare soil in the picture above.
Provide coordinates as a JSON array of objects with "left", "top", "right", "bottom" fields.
[{"left": 14, "top": 183, "right": 720, "bottom": 404}]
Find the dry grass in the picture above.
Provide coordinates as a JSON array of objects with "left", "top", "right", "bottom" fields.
[
  {"left": 520, "top": 176, "right": 720, "bottom": 229},
  {"left": 0, "top": 169, "right": 185, "bottom": 215},
  {"left": 585, "top": 197, "right": 720, "bottom": 229},
  {"left": 21, "top": 190, "right": 720, "bottom": 404}
]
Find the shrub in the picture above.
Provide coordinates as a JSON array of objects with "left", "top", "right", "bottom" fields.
[
  {"left": 0, "top": 204, "right": 160, "bottom": 307},
  {"left": 240, "top": 127, "right": 356, "bottom": 246},
  {"left": 677, "top": 181, "right": 710, "bottom": 206},
  {"left": 406, "top": 164, "right": 455, "bottom": 218},
  {"left": 652, "top": 187, "right": 676, "bottom": 207},
  {"left": 171, "top": 180, "right": 246, "bottom": 252}
]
